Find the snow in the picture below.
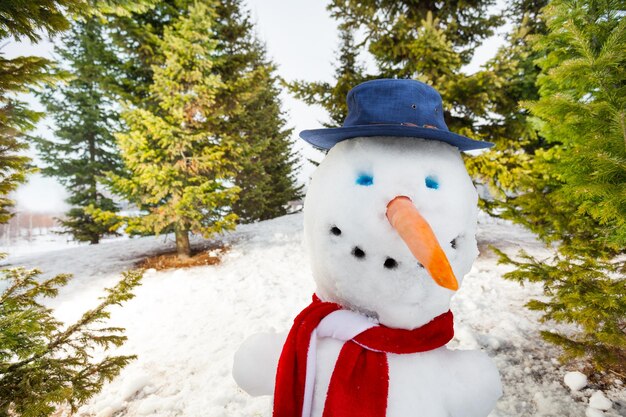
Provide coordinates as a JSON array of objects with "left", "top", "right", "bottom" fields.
[
  {"left": 564, "top": 371, "right": 588, "bottom": 392},
  {"left": 586, "top": 408, "right": 606, "bottom": 417},
  {"left": 0, "top": 230, "right": 83, "bottom": 256},
  {"left": 4, "top": 212, "right": 625, "bottom": 416},
  {"left": 589, "top": 391, "right": 613, "bottom": 411}
]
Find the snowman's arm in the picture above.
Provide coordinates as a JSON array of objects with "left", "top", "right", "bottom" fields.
[
  {"left": 442, "top": 349, "right": 502, "bottom": 417},
  {"left": 232, "top": 332, "right": 287, "bottom": 397}
]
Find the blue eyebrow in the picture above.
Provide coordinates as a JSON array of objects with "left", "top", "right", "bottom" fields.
[
  {"left": 425, "top": 176, "right": 439, "bottom": 189},
  {"left": 356, "top": 173, "right": 374, "bottom": 186}
]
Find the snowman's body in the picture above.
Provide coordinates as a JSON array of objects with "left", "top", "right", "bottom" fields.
[
  {"left": 312, "top": 339, "right": 499, "bottom": 417},
  {"left": 234, "top": 326, "right": 501, "bottom": 417},
  {"left": 233, "top": 136, "right": 502, "bottom": 416}
]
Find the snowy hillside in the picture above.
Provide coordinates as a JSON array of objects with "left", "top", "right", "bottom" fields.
[{"left": 5, "top": 213, "right": 624, "bottom": 417}]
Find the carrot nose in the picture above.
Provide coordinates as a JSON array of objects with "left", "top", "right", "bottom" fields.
[{"left": 386, "top": 196, "right": 458, "bottom": 291}]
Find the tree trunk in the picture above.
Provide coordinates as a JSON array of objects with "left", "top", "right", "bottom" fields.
[
  {"left": 175, "top": 226, "right": 191, "bottom": 259},
  {"left": 88, "top": 128, "right": 100, "bottom": 245}
]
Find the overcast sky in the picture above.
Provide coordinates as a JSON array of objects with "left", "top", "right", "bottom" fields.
[{"left": 9, "top": 0, "right": 508, "bottom": 214}]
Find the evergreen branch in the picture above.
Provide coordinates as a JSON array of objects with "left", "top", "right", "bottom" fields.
[
  {"left": 1, "top": 268, "right": 143, "bottom": 414},
  {"left": 45, "top": 269, "right": 143, "bottom": 355},
  {"left": 4, "top": 270, "right": 142, "bottom": 373}
]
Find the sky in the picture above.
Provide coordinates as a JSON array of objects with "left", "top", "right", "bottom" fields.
[{"left": 9, "top": 0, "right": 509, "bottom": 214}]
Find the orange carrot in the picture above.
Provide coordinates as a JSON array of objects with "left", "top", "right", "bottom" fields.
[{"left": 386, "top": 196, "right": 458, "bottom": 291}]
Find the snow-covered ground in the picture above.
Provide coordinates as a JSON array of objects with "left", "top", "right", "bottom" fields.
[{"left": 4, "top": 213, "right": 624, "bottom": 417}]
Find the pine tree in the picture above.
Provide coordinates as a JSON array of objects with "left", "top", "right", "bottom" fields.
[
  {"left": 101, "top": 0, "right": 301, "bottom": 227},
  {"left": 109, "top": 1, "right": 241, "bottom": 258},
  {"left": 100, "top": 0, "right": 190, "bottom": 107},
  {"left": 0, "top": 265, "right": 143, "bottom": 416},
  {"left": 0, "top": 57, "right": 43, "bottom": 223},
  {"left": 0, "top": 3, "right": 146, "bottom": 415},
  {"left": 213, "top": 0, "right": 302, "bottom": 222},
  {"left": 36, "top": 18, "right": 123, "bottom": 244},
  {"left": 329, "top": 0, "right": 502, "bottom": 64},
  {"left": 0, "top": 0, "right": 149, "bottom": 226},
  {"left": 229, "top": 62, "right": 303, "bottom": 222},
  {"left": 291, "top": 1, "right": 502, "bottom": 142},
  {"left": 0, "top": 1, "right": 81, "bottom": 42},
  {"left": 465, "top": 0, "right": 548, "bottom": 208},
  {"left": 0, "top": 1, "right": 77, "bottom": 224},
  {"left": 496, "top": 0, "right": 626, "bottom": 372}
]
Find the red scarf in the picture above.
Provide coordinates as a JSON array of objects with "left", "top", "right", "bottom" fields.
[{"left": 273, "top": 295, "right": 454, "bottom": 417}]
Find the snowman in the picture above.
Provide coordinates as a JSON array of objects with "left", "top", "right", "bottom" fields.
[{"left": 233, "top": 79, "right": 502, "bottom": 417}]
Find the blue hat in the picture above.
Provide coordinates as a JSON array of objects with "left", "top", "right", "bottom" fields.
[{"left": 299, "top": 79, "right": 493, "bottom": 151}]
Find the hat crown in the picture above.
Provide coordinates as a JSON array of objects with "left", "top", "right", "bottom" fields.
[
  {"left": 344, "top": 79, "right": 448, "bottom": 131},
  {"left": 298, "top": 78, "right": 494, "bottom": 151}
]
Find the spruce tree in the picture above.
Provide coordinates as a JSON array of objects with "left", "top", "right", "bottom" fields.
[
  {"left": 109, "top": 1, "right": 241, "bottom": 258},
  {"left": 36, "top": 18, "right": 123, "bottom": 244},
  {"left": 0, "top": 3, "right": 145, "bottom": 415},
  {"left": 0, "top": 57, "right": 42, "bottom": 224},
  {"left": 0, "top": 0, "right": 76, "bottom": 224},
  {"left": 465, "top": 0, "right": 548, "bottom": 207},
  {"left": 101, "top": 0, "right": 301, "bottom": 226},
  {"left": 329, "top": 0, "right": 502, "bottom": 64},
  {"left": 229, "top": 63, "right": 303, "bottom": 222},
  {"left": 497, "top": 0, "right": 626, "bottom": 372},
  {"left": 214, "top": 0, "right": 302, "bottom": 222},
  {"left": 0, "top": 0, "right": 148, "bottom": 226},
  {"left": 99, "top": 0, "right": 192, "bottom": 107},
  {"left": 291, "top": 1, "right": 502, "bottom": 141},
  {"left": 0, "top": 266, "right": 143, "bottom": 416}
]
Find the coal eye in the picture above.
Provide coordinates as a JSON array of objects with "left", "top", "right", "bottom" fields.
[
  {"left": 384, "top": 257, "right": 398, "bottom": 269},
  {"left": 425, "top": 175, "right": 439, "bottom": 189},
  {"left": 352, "top": 247, "right": 365, "bottom": 258},
  {"left": 356, "top": 173, "right": 374, "bottom": 186}
]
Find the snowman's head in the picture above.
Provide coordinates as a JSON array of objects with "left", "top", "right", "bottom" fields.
[{"left": 304, "top": 136, "right": 479, "bottom": 329}]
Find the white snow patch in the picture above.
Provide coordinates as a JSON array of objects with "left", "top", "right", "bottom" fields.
[
  {"left": 533, "top": 391, "right": 563, "bottom": 415},
  {"left": 94, "top": 407, "right": 115, "bottom": 417},
  {"left": 564, "top": 371, "right": 588, "bottom": 391},
  {"left": 8, "top": 212, "right": 625, "bottom": 416},
  {"left": 119, "top": 374, "right": 151, "bottom": 400},
  {"left": 589, "top": 391, "right": 612, "bottom": 411},
  {"left": 586, "top": 407, "right": 606, "bottom": 417}
]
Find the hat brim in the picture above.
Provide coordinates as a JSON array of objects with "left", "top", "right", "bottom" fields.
[{"left": 299, "top": 124, "right": 493, "bottom": 151}]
